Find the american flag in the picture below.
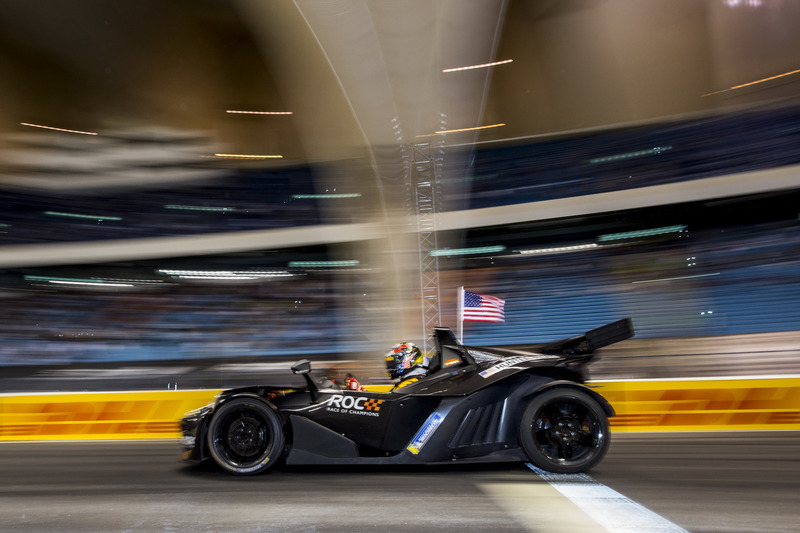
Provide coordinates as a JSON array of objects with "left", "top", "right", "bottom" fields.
[{"left": 462, "top": 290, "right": 505, "bottom": 323}]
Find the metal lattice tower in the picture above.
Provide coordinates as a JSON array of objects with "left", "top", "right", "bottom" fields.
[{"left": 409, "top": 134, "right": 445, "bottom": 354}]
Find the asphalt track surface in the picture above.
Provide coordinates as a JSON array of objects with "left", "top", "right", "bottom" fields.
[{"left": 1, "top": 432, "right": 798, "bottom": 533}]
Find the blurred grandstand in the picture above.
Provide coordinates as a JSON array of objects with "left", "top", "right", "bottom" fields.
[
  {"left": 0, "top": 102, "right": 799, "bottom": 391},
  {"left": 1, "top": 103, "right": 799, "bottom": 244}
]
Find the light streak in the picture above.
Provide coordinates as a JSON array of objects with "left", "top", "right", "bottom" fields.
[
  {"left": 632, "top": 273, "right": 721, "bottom": 284},
  {"left": 226, "top": 110, "right": 293, "bottom": 115},
  {"left": 212, "top": 153, "right": 284, "bottom": 159},
  {"left": 598, "top": 225, "right": 687, "bottom": 242},
  {"left": 702, "top": 67, "right": 800, "bottom": 97},
  {"left": 44, "top": 211, "right": 121, "bottom": 221},
  {"left": 158, "top": 269, "right": 293, "bottom": 279},
  {"left": 288, "top": 260, "right": 360, "bottom": 268},
  {"left": 442, "top": 59, "right": 513, "bottom": 73},
  {"left": 589, "top": 146, "right": 672, "bottom": 164},
  {"left": 292, "top": 194, "right": 361, "bottom": 199},
  {"left": 165, "top": 205, "right": 236, "bottom": 212},
  {"left": 430, "top": 245, "right": 506, "bottom": 257},
  {"left": 20, "top": 123, "right": 98, "bottom": 135},
  {"left": 25, "top": 275, "right": 162, "bottom": 286},
  {"left": 49, "top": 280, "right": 134, "bottom": 288},
  {"left": 519, "top": 243, "right": 598, "bottom": 255},
  {"left": 416, "top": 123, "right": 505, "bottom": 137}
]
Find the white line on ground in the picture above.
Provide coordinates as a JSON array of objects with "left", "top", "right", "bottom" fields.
[
  {"left": 525, "top": 463, "right": 689, "bottom": 533},
  {"left": 480, "top": 480, "right": 603, "bottom": 532}
]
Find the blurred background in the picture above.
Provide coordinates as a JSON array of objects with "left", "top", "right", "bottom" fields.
[{"left": 1, "top": 0, "right": 799, "bottom": 391}]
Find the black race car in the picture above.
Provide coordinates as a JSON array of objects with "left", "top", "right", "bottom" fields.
[{"left": 180, "top": 318, "right": 633, "bottom": 475}]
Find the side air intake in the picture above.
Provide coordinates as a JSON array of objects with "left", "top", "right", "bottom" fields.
[{"left": 449, "top": 400, "right": 506, "bottom": 450}]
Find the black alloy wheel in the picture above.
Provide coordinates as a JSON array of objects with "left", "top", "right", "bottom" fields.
[
  {"left": 518, "top": 387, "right": 610, "bottom": 474},
  {"left": 207, "top": 397, "right": 284, "bottom": 475}
]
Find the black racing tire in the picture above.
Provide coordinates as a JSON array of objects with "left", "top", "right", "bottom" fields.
[
  {"left": 206, "top": 397, "right": 285, "bottom": 475},
  {"left": 518, "top": 387, "right": 610, "bottom": 474}
]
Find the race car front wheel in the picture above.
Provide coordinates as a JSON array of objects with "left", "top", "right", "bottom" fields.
[
  {"left": 518, "top": 387, "right": 610, "bottom": 474},
  {"left": 207, "top": 397, "right": 285, "bottom": 475}
]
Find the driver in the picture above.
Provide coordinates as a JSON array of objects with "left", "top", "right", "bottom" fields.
[{"left": 385, "top": 342, "right": 429, "bottom": 390}]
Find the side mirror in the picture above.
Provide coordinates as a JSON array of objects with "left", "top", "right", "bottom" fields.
[
  {"left": 291, "top": 359, "right": 312, "bottom": 375},
  {"left": 291, "top": 359, "right": 318, "bottom": 403}
]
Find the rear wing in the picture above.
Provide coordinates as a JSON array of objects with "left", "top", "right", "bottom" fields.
[
  {"left": 539, "top": 318, "right": 634, "bottom": 357},
  {"left": 429, "top": 319, "right": 633, "bottom": 368}
]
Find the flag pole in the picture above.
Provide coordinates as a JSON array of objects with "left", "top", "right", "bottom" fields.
[{"left": 457, "top": 286, "right": 465, "bottom": 342}]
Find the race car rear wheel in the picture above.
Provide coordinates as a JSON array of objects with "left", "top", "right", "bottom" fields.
[
  {"left": 207, "top": 397, "right": 284, "bottom": 475},
  {"left": 518, "top": 387, "right": 610, "bottom": 474}
]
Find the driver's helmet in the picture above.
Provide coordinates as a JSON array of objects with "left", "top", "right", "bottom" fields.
[{"left": 385, "top": 342, "right": 423, "bottom": 380}]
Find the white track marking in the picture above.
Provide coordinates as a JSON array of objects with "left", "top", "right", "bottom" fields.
[
  {"left": 480, "top": 481, "right": 603, "bottom": 532},
  {"left": 525, "top": 464, "right": 689, "bottom": 533}
]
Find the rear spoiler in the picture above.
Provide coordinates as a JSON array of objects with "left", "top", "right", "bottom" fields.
[{"left": 539, "top": 318, "right": 634, "bottom": 357}]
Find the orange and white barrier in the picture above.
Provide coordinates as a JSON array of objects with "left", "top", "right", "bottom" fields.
[
  {"left": 0, "top": 390, "right": 220, "bottom": 441},
  {"left": 594, "top": 376, "right": 800, "bottom": 432},
  {"left": 1, "top": 376, "right": 799, "bottom": 441}
]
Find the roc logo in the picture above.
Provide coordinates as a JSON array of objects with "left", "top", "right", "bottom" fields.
[{"left": 325, "top": 395, "right": 384, "bottom": 417}]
